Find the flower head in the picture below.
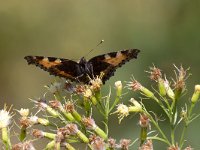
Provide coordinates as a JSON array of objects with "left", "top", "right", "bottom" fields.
[
  {"left": 148, "top": 65, "right": 162, "bottom": 81},
  {"left": 83, "top": 88, "right": 93, "bottom": 98},
  {"left": 46, "top": 81, "right": 64, "bottom": 94},
  {"left": 115, "top": 81, "right": 122, "bottom": 90},
  {"left": 113, "top": 104, "right": 129, "bottom": 123},
  {"left": 108, "top": 138, "right": 117, "bottom": 149},
  {"left": 139, "top": 114, "right": 150, "bottom": 128},
  {"left": 89, "top": 134, "right": 106, "bottom": 150},
  {"left": 32, "top": 129, "right": 45, "bottom": 138},
  {"left": 82, "top": 117, "right": 97, "bottom": 129},
  {"left": 173, "top": 65, "right": 189, "bottom": 99},
  {"left": 126, "top": 78, "right": 142, "bottom": 91},
  {"left": 12, "top": 141, "right": 35, "bottom": 150},
  {"left": 119, "top": 139, "right": 131, "bottom": 150},
  {"left": 90, "top": 75, "right": 103, "bottom": 91},
  {"left": 191, "top": 85, "right": 200, "bottom": 103},
  {"left": 0, "top": 109, "right": 12, "bottom": 128},
  {"left": 139, "top": 140, "right": 153, "bottom": 150},
  {"left": 18, "top": 108, "right": 29, "bottom": 118},
  {"left": 129, "top": 98, "right": 142, "bottom": 112},
  {"left": 164, "top": 78, "right": 175, "bottom": 100},
  {"left": 66, "top": 123, "right": 79, "bottom": 135}
]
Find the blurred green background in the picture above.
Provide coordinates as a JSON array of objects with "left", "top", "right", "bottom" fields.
[{"left": 0, "top": 0, "right": 200, "bottom": 149}]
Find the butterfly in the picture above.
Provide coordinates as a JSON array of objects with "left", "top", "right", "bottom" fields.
[{"left": 24, "top": 49, "right": 140, "bottom": 84}]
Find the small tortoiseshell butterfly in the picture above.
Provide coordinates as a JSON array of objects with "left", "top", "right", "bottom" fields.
[{"left": 24, "top": 49, "right": 140, "bottom": 84}]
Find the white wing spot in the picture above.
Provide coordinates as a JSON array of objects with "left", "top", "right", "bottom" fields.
[
  {"left": 104, "top": 54, "right": 111, "bottom": 59},
  {"left": 43, "top": 57, "right": 49, "bottom": 61},
  {"left": 55, "top": 59, "right": 61, "bottom": 63},
  {"left": 116, "top": 51, "right": 122, "bottom": 57}
]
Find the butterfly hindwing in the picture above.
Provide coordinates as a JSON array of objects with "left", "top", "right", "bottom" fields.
[
  {"left": 24, "top": 56, "right": 80, "bottom": 81},
  {"left": 88, "top": 49, "right": 140, "bottom": 83}
]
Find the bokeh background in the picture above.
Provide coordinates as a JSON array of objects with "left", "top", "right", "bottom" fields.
[{"left": 0, "top": 0, "right": 200, "bottom": 149}]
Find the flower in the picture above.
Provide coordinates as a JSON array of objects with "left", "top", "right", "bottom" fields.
[
  {"left": 139, "top": 140, "right": 153, "bottom": 150},
  {"left": 191, "top": 85, "right": 200, "bottom": 103},
  {"left": 82, "top": 117, "right": 97, "bottom": 129},
  {"left": 83, "top": 88, "right": 93, "bottom": 98},
  {"left": 164, "top": 79, "right": 175, "bottom": 100},
  {"left": 12, "top": 141, "right": 36, "bottom": 150},
  {"left": 0, "top": 109, "right": 12, "bottom": 128},
  {"left": 66, "top": 123, "right": 79, "bottom": 135},
  {"left": 115, "top": 81, "right": 122, "bottom": 90},
  {"left": 90, "top": 75, "right": 103, "bottom": 91},
  {"left": 173, "top": 65, "right": 189, "bottom": 99},
  {"left": 89, "top": 135, "right": 106, "bottom": 150},
  {"left": 167, "top": 144, "right": 180, "bottom": 150},
  {"left": 47, "top": 81, "right": 64, "bottom": 94},
  {"left": 114, "top": 104, "right": 129, "bottom": 123},
  {"left": 32, "top": 129, "right": 45, "bottom": 138},
  {"left": 108, "top": 138, "right": 117, "bottom": 149},
  {"left": 126, "top": 78, "right": 142, "bottom": 91},
  {"left": 18, "top": 108, "right": 29, "bottom": 118},
  {"left": 148, "top": 65, "right": 162, "bottom": 81},
  {"left": 127, "top": 78, "right": 154, "bottom": 98},
  {"left": 119, "top": 139, "right": 131, "bottom": 150},
  {"left": 29, "top": 116, "right": 39, "bottom": 125},
  {"left": 139, "top": 114, "right": 150, "bottom": 128},
  {"left": 129, "top": 98, "right": 142, "bottom": 112}
]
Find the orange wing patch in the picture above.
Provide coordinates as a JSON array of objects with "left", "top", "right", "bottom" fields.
[
  {"left": 103, "top": 51, "right": 126, "bottom": 66},
  {"left": 38, "top": 58, "right": 62, "bottom": 68}
]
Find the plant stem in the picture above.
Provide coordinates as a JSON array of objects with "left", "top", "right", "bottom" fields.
[
  {"left": 145, "top": 112, "right": 171, "bottom": 146},
  {"left": 179, "top": 103, "right": 195, "bottom": 149}
]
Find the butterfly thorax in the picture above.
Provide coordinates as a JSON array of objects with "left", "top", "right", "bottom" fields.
[{"left": 78, "top": 57, "right": 93, "bottom": 76}]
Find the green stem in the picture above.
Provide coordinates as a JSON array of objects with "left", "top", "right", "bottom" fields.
[
  {"left": 54, "top": 91, "right": 63, "bottom": 101},
  {"left": 179, "top": 103, "right": 195, "bottom": 149},
  {"left": 152, "top": 96, "right": 170, "bottom": 119},
  {"left": 170, "top": 99, "right": 178, "bottom": 145},
  {"left": 145, "top": 112, "right": 171, "bottom": 146},
  {"left": 104, "top": 115, "right": 108, "bottom": 135},
  {"left": 2, "top": 127, "right": 11, "bottom": 150}
]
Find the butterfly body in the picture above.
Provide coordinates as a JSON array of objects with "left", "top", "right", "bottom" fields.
[{"left": 24, "top": 49, "right": 140, "bottom": 84}]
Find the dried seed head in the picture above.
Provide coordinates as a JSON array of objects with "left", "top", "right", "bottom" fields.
[
  {"left": 126, "top": 78, "right": 142, "bottom": 91},
  {"left": 139, "top": 140, "right": 153, "bottom": 150},
  {"left": 89, "top": 135, "right": 106, "bottom": 150},
  {"left": 82, "top": 117, "right": 96, "bottom": 129},
  {"left": 49, "top": 100, "right": 62, "bottom": 109},
  {"left": 64, "top": 101, "right": 75, "bottom": 113},
  {"left": 32, "top": 129, "right": 44, "bottom": 138},
  {"left": 65, "top": 123, "right": 79, "bottom": 135},
  {"left": 139, "top": 114, "right": 150, "bottom": 128},
  {"left": 20, "top": 118, "right": 31, "bottom": 128},
  {"left": 119, "top": 139, "right": 131, "bottom": 150},
  {"left": 108, "top": 138, "right": 117, "bottom": 149},
  {"left": 168, "top": 144, "right": 180, "bottom": 150},
  {"left": 148, "top": 65, "right": 162, "bottom": 81}
]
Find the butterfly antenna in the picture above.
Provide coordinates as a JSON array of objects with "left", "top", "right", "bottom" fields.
[{"left": 84, "top": 40, "right": 104, "bottom": 58}]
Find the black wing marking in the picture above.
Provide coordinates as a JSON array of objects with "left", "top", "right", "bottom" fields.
[{"left": 88, "top": 49, "right": 140, "bottom": 83}]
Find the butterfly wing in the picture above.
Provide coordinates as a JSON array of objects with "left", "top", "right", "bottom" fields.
[
  {"left": 24, "top": 56, "right": 81, "bottom": 82},
  {"left": 88, "top": 49, "right": 140, "bottom": 83}
]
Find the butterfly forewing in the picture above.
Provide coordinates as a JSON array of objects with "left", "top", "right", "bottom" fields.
[
  {"left": 88, "top": 49, "right": 140, "bottom": 83},
  {"left": 24, "top": 56, "right": 80, "bottom": 81}
]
